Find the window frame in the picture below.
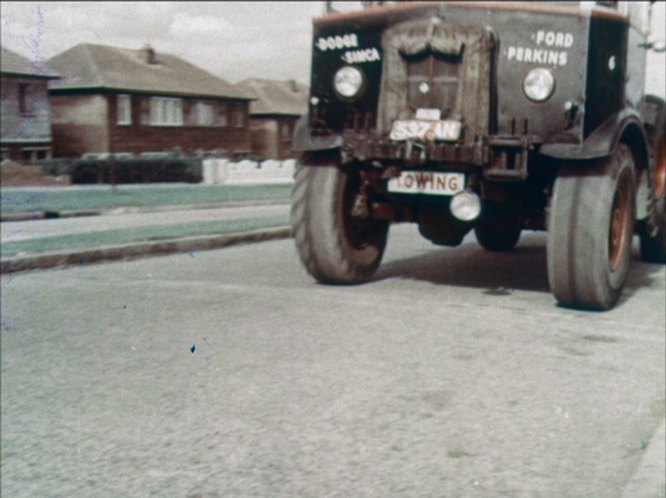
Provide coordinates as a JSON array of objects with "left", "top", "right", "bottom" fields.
[
  {"left": 217, "top": 102, "right": 229, "bottom": 127},
  {"left": 149, "top": 96, "right": 184, "bottom": 127},
  {"left": 18, "top": 83, "right": 32, "bottom": 116},
  {"left": 21, "top": 146, "right": 51, "bottom": 163},
  {"left": 192, "top": 100, "right": 215, "bottom": 127},
  {"left": 280, "top": 121, "right": 292, "bottom": 142},
  {"left": 230, "top": 104, "right": 245, "bottom": 128},
  {"left": 117, "top": 94, "right": 132, "bottom": 125}
]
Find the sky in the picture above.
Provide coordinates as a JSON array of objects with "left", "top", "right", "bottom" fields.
[
  {"left": 0, "top": 2, "right": 327, "bottom": 85},
  {"left": 1, "top": 1, "right": 664, "bottom": 94}
]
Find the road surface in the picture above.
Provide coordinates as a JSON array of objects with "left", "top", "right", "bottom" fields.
[{"left": 1, "top": 225, "right": 664, "bottom": 497}]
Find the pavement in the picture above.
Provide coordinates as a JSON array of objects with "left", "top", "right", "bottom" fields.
[
  {"left": 1, "top": 201, "right": 290, "bottom": 241},
  {"left": 1, "top": 195, "right": 292, "bottom": 274},
  {"left": 0, "top": 226, "right": 292, "bottom": 274},
  {"left": 0, "top": 198, "right": 290, "bottom": 222}
]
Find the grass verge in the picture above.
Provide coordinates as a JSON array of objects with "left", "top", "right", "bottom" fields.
[
  {"left": 2, "top": 214, "right": 289, "bottom": 258},
  {"left": 0, "top": 184, "right": 292, "bottom": 215}
]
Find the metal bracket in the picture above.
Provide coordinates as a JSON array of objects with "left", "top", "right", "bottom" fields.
[{"left": 405, "top": 140, "right": 427, "bottom": 165}]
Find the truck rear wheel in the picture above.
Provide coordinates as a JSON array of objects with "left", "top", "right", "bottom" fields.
[
  {"left": 474, "top": 203, "right": 522, "bottom": 251},
  {"left": 547, "top": 144, "right": 636, "bottom": 310},
  {"left": 290, "top": 154, "right": 388, "bottom": 284},
  {"left": 639, "top": 133, "right": 666, "bottom": 262}
]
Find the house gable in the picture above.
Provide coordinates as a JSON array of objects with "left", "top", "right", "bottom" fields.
[
  {"left": 1, "top": 47, "right": 60, "bottom": 160},
  {"left": 238, "top": 79, "right": 308, "bottom": 158},
  {"left": 240, "top": 78, "right": 308, "bottom": 117}
]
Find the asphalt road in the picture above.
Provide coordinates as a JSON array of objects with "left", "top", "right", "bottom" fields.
[{"left": 1, "top": 225, "right": 664, "bottom": 497}]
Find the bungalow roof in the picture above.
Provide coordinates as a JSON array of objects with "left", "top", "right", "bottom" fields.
[
  {"left": 239, "top": 78, "right": 308, "bottom": 116},
  {"left": 47, "top": 43, "right": 253, "bottom": 100},
  {"left": 1, "top": 47, "right": 60, "bottom": 79}
]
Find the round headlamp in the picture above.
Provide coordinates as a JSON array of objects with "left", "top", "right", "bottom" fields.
[
  {"left": 333, "top": 66, "right": 364, "bottom": 100},
  {"left": 523, "top": 68, "right": 556, "bottom": 102}
]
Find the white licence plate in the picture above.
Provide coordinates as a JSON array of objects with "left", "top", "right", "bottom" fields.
[
  {"left": 389, "top": 119, "right": 461, "bottom": 141},
  {"left": 387, "top": 171, "right": 465, "bottom": 196}
]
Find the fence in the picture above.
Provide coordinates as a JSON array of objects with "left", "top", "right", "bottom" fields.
[{"left": 202, "top": 159, "right": 296, "bottom": 185}]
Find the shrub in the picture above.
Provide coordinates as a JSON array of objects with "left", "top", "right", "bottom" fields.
[
  {"left": 67, "top": 157, "right": 203, "bottom": 184},
  {"left": 40, "top": 158, "right": 75, "bottom": 177}
]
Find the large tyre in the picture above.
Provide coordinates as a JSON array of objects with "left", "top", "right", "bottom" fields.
[
  {"left": 290, "top": 155, "right": 389, "bottom": 284},
  {"left": 639, "top": 132, "right": 666, "bottom": 262},
  {"left": 547, "top": 144, "right": 636, "bottom": 310},
  {"left": 474, "top": 203, "right": 522, "bottom": 252}
]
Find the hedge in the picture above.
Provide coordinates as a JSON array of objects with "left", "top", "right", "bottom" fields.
[{"left": 40, "top": 157, "right": 203, "bottom": 184}]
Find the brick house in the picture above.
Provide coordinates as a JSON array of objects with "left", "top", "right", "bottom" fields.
[
  {"left": 240, "top": 79, "right": 308, "bottom": 159},
  {"left": 1, "top": 47, "right": 60, "bottom": 162},
  {"left": 46, "top": 43, "right": 254, "bottom": 158}
]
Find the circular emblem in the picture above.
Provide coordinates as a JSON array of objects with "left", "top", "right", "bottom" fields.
[{"left": 418, "top": 82, "right": 430, "bottom": 94}]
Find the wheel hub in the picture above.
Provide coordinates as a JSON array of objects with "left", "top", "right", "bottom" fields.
[
  {"left": 655, "top": 139, "right": 666, "bottom": 200},
  {"left": 609, "top": 182, "right": 630, "bottom": 272}
]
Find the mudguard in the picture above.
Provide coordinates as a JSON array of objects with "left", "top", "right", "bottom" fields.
[
  {"left": 291, "top": 114, "right": 342, "bottom": 153},
  {"left": 540, "top": 108, "right": 650, "bottom": 168}
]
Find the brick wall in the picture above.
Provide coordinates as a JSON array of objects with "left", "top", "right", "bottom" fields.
[
  {"left": 0, "top": 76, "right": 51, "bottom": 154},
  {"left": 276, "top": 116, "right": 298, "bottom": 159},
  {"left": 108, "top": 94, "right": 251, "bottom": 156},
  {"left": 50, "top": 94, "right": 109, "bottom": 157},
  {"left": 250, "top": 118, "right": 278, "bottom": 158},
  {"left": 50, "top": 92, "right": 251, "bottom": 158},
  {"left": 249, "top": 115, "right": 299, "bottom": 159}
]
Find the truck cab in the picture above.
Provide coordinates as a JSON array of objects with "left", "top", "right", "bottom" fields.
[{"left": 290, "top": 1, "right": 666, "bottom": 310}]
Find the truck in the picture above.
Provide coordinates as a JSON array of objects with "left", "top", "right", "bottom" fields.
[{"left": 290, "top": 1, "right": 666, "bottom": 310}]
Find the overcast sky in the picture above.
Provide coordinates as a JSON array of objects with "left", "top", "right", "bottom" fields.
[
  {"left": 1, "top": 1, "right": 664, "bottom": 94},
  {"left": 1, "top": 2, "right": 326, "bottom": 85}
]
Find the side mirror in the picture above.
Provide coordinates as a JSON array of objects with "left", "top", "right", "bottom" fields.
[
  {"left": 652, "top": 40, "right": 666, "bottom": 53},
  {"left": 640, "top": 40, "right": 666, "bottom": 52}
]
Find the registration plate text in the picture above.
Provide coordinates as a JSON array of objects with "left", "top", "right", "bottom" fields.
[
  {"left": 387, "top": 171, "right": 465, "bottom": 196},
  {"left": 390, "top": 120, "right": 461, "bottom": 141}
]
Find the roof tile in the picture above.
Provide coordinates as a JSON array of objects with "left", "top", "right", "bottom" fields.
[
  {"left": 1, "top": 46, "right": 60, "bottom": 79},
  {"left": 46, "top": 43, "right": 252, "bottom": 100},
  {"left": 239, "top": 78, "right": 309, "bottom": 116}
]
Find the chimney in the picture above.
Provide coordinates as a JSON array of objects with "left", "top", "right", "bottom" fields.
[{"left": 141, "top": 44, "right": 157, "bottom": 64}]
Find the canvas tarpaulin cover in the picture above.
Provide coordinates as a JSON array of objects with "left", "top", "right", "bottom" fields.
[{"left": 377, "top": 16, "right": 496, "bottom": 144}]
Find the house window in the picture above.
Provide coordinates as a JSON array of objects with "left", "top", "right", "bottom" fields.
[
  {"left": 150, "top": 97, "right": 183, "bottom": 126},
  {"left": 19, "top": 84, "right": 32, "bottom": 115},
  {"left": 192, "top": 101, "right": 214, "bottom": 126},
  {"left": 117, "top": 94, "right": 132, "bottom": 125},
  {"left": 231, "top": 104, "right": 245, "bottom": 128},
  {"left": 216, "top": 103, "right": 228, "bottom": 127},
  {"left": 21, "top": 147, "right": 51, "bottom": 163}
]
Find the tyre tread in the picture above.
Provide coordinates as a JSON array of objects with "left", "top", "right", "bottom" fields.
[{"left": 290, "top": 159, "right": 387, "bottom": 284}]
